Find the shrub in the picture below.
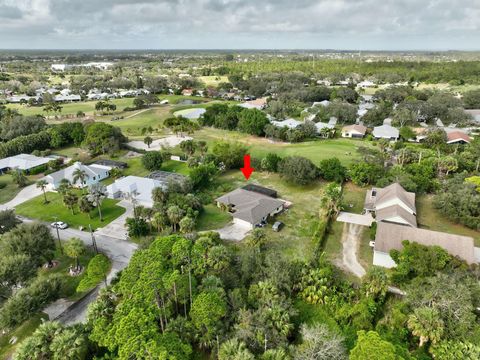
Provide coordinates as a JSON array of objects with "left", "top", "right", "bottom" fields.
[
  {"left": 77, "top": 254, "right": 110, "bottom": 293},
  {"left": 278, "top": 156, "right": 318, "bottom": 185}
]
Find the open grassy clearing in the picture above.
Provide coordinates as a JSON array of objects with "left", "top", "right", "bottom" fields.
[
  {"left": 196, "top": 204, "right": 231, "bottom": 231},
  {"left": 194, "top": 128, "right": 365, "bottom": 166},
  {"left": 213, "top": 170, "right": 326, "bottom": 260},
  {"left": 0, "top": 173, "right": 43, "bottom": 205},
  {"left": 15, "top": 190, "right": 125, "bottom": 231},
  {"left": 198, "top": 75, "right": 229, "bottom": 86},
  {"left": 417, "top": 194, "right": 480, "bottom": 246}
]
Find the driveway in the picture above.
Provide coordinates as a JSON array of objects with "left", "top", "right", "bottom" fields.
[
  {"left": 95, "top": 200, "right": 133, "bottom": 240},
  {"left": 216, "top": 221, "right": 251, "bottom": 241},
  {"left": 341, "top": 223, "right": 366, "bottom": 278},
  {"left": 0, "top": 183, "right": 42, "bottom": 210}
]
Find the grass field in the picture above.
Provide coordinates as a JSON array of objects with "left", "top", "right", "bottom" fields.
[
  {"left": 196, "top": 204, "right": 231, "bottom": 231},
  {"left": 198, "top": 76, "right": 229, "bottom": 86},
  {"left": 15, "top": 191, "right": 125, "bottom": 231},
  {"left": 0, "top": 173, "right": 43, "bottom": 205},
  {"left": 194, "top": 128, "right": 365, "bottom": 166},
  {"left": 417, "top": 194, "right": 480, "bottom": 246}
]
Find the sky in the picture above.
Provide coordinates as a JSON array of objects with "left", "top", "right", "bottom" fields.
[{"left": 0, "top": 0, "right": 479, "bottom": 50}]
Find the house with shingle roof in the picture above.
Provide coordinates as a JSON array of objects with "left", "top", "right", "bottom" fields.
[
  {"left": 372, "top": 124, "right": 399, "bottom": 141},
  {"left": 216, "top": 186, "right": 285, "bottom": 229},
  {"left": 341, "top": 124, "right": 367, "bottom": 138},
  {"left": 364, "top": 183, "right": 417, "bottom": 228},
  {"left": 373, "top": 222, "right": 477, "bottom": 267},
  {"left": 446, "top": 130, "right": 472, "bottom": 144}
]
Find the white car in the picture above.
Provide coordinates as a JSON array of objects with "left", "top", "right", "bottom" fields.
[
  {"left": 51, "top": 221, "right": 68, "bottom": 229},
  {"left": 369, "top": 241, "right": 376, "bottom": 248}
]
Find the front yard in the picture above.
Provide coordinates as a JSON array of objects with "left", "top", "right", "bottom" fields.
[{"left": 15, "top": 191, "right": 126, "bottom": 231}]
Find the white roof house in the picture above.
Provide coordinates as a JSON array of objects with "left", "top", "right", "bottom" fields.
[
  {"left": 0, "top": 154, "right": 50, "bottom": 172},
  {"left": 107, "top": 176, "right": 164, "bottom": 208},
  {"left": 271, "top": 118, "right": 302, "bottom": 129},
  {"left": 54, "top": 94, "right": 81, "bottom": 102},
  {"left": 45, "top": 162, "right": 111, "bottom": 189},
  {"left": 372, "top": 125, "right": 399, "bottom": 141}
]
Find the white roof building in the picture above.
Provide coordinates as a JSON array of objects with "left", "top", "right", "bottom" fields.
[
  {"left": 271, "top": 118, "right": 302, "bottom": 129},
  {"left": 45, "top": 162, "right": 111, "bottom": 189},
  {"left": 372, "top": 125, "right": 399, "bottom": 141},
  {"left": 0, "top": 154, "right": 50, "bottom": 172},
  {"left": 107, "top": 176, "right": 164, "bottom": 208}
]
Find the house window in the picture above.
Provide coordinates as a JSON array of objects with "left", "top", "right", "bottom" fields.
[{"left": 372, "top": 190, "right": 377, "bottom": 197}]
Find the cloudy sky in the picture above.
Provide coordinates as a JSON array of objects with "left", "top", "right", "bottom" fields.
[{"left": 0, "top": 0, "right": 479, "bottom": 50}]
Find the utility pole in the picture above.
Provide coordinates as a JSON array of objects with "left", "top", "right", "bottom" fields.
[
  {"left": 89, "top": 224, "right": 98, "bottom": 254},
  {"left": 53, "top": 216, "right": 63, "bottom": 254}
]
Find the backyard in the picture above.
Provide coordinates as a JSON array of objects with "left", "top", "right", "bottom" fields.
[{"left": 15, "top": 190, "right": 126, "bottom": 231}]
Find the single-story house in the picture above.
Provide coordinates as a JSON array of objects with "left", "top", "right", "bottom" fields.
[
  {"left": 447, "top": 131, "right": 472, "bottom": 144},
  {"left": 364, "top": 183, "right": 417, "bottom": 228},
  {"left": 45, "top": 162, "right": 111, "bottom": 189},
  {"left": 106, "top": 176, "right": 164, "bottom": 207},
  {"left": 107, "top": 172, "right": 186, "bottom": 207},
  {"left": 341, "top": 124, "right": 367, "bottom": 138},
  {"left": 216, "top": 186, "right": 285, "bottom": 229},
  {"left": 372, "top": 124, "right": 399, "bottom": 141},
  {"left": 271, "top": 118, "right": 302, "bottom": 129},
  {"left": 373, "top": 222, "right": 477, "bottom": 267},
  {"left": 312, "top": 100, "right": 330, "bottom": 107},
  {"left": 54, "top": 94, "right": 81, "bottom": 102},
  {"left": 0, "top": 154, "right": 50, "bottom": 174}
]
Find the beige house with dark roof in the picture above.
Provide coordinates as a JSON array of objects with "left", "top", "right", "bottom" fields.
[
  {"left": 364, "top": 183, "right": 417, "bottom": 227},
  {"left": 373, "top": 222, "right": 477, "bottom": 267},
  {"left": 216, "top": 187, "right": 285, "bottom": 229}
]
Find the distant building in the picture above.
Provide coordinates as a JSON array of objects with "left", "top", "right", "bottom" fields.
[
  {"left": 342, "top": 124, "right": 367, "bottom": 138},
  {"left": 0, "top": 154, "right": 50, "bottom": 174},
  {"left": 271, "top": 118, "right": 302, "bottom": 129},
  {"left": 447, "top": 131, "right": 472, "bottom": 144},
  {"left": 372, "top": 124, "right": 399, "bottom": 141}
]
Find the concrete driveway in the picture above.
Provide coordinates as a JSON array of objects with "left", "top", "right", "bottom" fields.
[
  {"left": 0, "top": 183, "right": 42, "bottom": 210},
  {"left": 95, "top": 200, "right": 133, "bottom": 240},
  {"left": 341, "top": 223, "right": 367, "bottom": 278},
  {"left": 216, "top": 221, "right": 251, "bottom": 241}
]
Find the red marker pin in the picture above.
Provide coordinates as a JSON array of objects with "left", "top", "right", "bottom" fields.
[{"left": 241, "top": 154, "right": 254, "bottom": 180}]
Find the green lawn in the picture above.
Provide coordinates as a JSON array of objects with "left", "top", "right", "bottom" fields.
[
  {"left": 417, "top": 195, "right": 480, "bottom": 246},
  {"left": 214, "top": 170, "right": 327, "bottom": 260},
  {"left": 196, "top": 204, "right": 231, "bottom": 231},
  {"left": 0, "top": 173, "right": 41, "bottom": 205},
  {"left": 198, "top": 75, "right": 229, "bottom": 86},
  {"left": 15, "top": 191, "right": 125, "bottom": 231},
  {"left": 193, "top": 128, "right": 366, "bottom": 166},
  {"left": 161, "top": 160, "right": 191, "bottom": 176},
  {"left": 7, "top": 98, "right": 136, "bottom": 117}
]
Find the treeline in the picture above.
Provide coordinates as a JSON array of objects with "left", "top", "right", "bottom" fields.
[{"left": 225, "top": 59, "right": 480, "bottom": 84}]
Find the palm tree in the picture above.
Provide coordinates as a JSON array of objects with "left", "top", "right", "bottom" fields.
[
  {"left": 64, "top": 238, "right": 86, "bottom": 271},
  {"left": 57, "top": 179, "right": 71, "bottom": 196},
  {"left": 152, "top": 212, "right": 167, "bottom": 233},
  {"left": 218, "top": 338, "right": 254, "bottom": 360},
  {"left": 36, "top": 179, "right": 49, "bottom": 204},
  {"left": 407, "top": 307, "right": 444, "bottom": 347},
  {"left": 144, "top": 136, "right": 153, "bottom": 148},
  {"left": 78, "top": 196, "right": 94, "bottom": 219},
  {"left": 179, "top": 216, "right": 195, "bottom": 234},
  {"left": 72, "top": 168, "right": 88, "bottom": 192},
  {"left": 167, "top": 205, "right": 184, "bottom": 232},
  {"left": 88, "top": 184, "right": 107, "bottom": 221},
  {"left": 63, "top": 192, "right": 78, "bottom": 215}
]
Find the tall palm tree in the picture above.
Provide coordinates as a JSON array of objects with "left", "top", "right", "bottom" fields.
[
  {"left": 218, "top": 338, "right": 254, "bottom": 360},
  {"left": 167, "top": 205, "right": 184, "bottom": 232},
  {"left": 63, "top": 192, "right": 78, "bottom": 215},
  {"left": 88, "top": 184, "right": 107, "bottom": 221},
  {"left": 407, "top": 307, "right": 444, "bottom": 347},
  {"left": 78, "top": 196, "right": 94, "bottom": 219},
  {"left": 152, "top": 212, "right": 167, "bottom": 233},
  {"left": 72, "top": 168, "right": 88, "bottom": 192},
  {"left": 64, "top": 238, "right": 86, "bottom": 271},
  {"left": 36, "top": 179, "right": 49, "bottom": 204}
]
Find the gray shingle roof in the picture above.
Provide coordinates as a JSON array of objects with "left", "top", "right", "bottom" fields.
[{"left": 375, "top": 222, "right": 475, "bottom": 264}]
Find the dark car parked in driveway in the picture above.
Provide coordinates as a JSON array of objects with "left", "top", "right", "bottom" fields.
[{"left": 272, "top": 221, "right": 284, "bottom": 232}]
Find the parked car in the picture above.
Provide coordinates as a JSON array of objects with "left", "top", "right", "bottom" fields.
[
  {"left": 51, "top": 221, "right": 68, "bottom": 229},
  {"left": 369, "top": 241, "right": 375, "bottom": 248},
  {"left": 272, "top": 221, "right": 284, "bottom": 232}
]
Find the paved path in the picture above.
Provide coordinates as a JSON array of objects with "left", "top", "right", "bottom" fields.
[
  {"left": 124, "top": 108, "right": 151, "bottom": 119},
  {"left": 341, "top": 223, "right": 366, "bottom": 277},
  {"left": 95, "top": 200, "right": 134, "bottom": 240},
  {"left": 0, "top": 184, "right": 42, "bottom": 211},
  {"left": 216, "top": 221, "right": 251, "bottom": 241}
]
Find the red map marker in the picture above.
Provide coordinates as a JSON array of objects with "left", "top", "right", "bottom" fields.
[{"left": 241, "top": 154, "right": 254, "bottom": 180}]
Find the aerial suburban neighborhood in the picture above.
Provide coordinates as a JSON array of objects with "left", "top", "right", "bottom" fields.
[{"left": 0, "top": 1, "right": 480, "bottom": 360}]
